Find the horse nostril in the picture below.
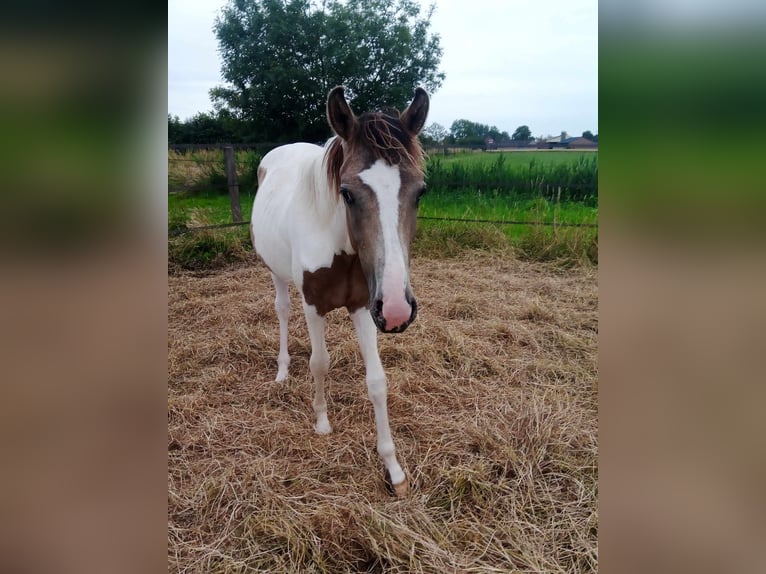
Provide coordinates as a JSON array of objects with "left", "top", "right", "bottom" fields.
[{"left": 371, "top": 299, "right": 386, "bottom": 330}]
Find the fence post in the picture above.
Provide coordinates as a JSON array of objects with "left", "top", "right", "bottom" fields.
[{"left": 223, "top": 146, "right": 242, "bottom": 223}]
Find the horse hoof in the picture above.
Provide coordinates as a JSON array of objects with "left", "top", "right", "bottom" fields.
[
  {"left": 392, "top": 479, "right": 409, "bottom": 497},
  {"left": 314, "top": 421, "right": 332, "bottom": 435},
  {"left": 384, "top": 469, "right": 409, "bottom": 497}
]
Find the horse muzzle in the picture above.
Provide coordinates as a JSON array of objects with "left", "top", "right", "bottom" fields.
[{"left": 371, "top": 295, "right": 418, "bottom": 333}]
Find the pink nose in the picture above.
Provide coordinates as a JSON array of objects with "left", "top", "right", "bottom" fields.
[
  {"left": 382, "top": 298, "right": 412, "bottom": 330},
  {"left": 372, "top": 296, "right": 417, "bottom": 333}
]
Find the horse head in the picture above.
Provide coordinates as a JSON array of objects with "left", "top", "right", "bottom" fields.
[{"left": 325, "top": 86, "right": 429, "bottom": 333}]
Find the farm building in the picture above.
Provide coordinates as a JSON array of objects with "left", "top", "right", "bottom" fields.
[
  {"left": 564, "top": 136, "right": 598, "bottom": 149},
  {"left": 486, "top": 137, "right": 537, "bottom": 150},
  {"left": 537, "top": 132, "right": 597, "bottom": 149}
]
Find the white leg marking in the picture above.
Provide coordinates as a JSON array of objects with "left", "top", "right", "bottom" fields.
[
  {"left": 272, "top": 274, "right": 291, "bottom": 382},
  {"left": 351, "top": 308, "right": 406, "bottom": 488},
  {"left": 303, "top": 301, "right": 332, "bottom": 435}
]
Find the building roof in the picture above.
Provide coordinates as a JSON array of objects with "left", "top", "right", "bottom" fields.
[{"left": 565, "top": 137, "right": 596, "bottom": 145}]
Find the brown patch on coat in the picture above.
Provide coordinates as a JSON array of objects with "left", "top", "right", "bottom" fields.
[
  {"left": 257, "top": 166, "right": 267, "bottom": 186},
  {"left": 302, "top": 252, "right": 369, "bottom": 316}
]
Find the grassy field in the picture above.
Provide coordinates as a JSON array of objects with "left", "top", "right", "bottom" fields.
[
  {"left": 424, "top": 151, "right": 597, "bottom": 204},
  {"left": 168, "top": 149, "right": 598, "bottom": 267},
  {"left": 168, "top": 190, "right": 595, "bottom": 229},
  {"left": 428, "top": 149, "right": 597, "bottom": 167},
  {"left": 168, "top": 254, "right": 598, "bottom": 573},
  {"left": 167, "top": 152, "right": 599, "bottom": 571}
]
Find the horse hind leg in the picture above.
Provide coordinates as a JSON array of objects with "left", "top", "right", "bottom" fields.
[
  {"left": 272, "top": 273, "right": 291, "bottom": 382},
  {"left": 302, "top": 300, "right": 332, "bottom": 435}
]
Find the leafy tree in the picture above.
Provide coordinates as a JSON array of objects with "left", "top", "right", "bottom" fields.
[
  {"left": 488, "top": 127, "right": 511, "bottom": 143},
  {"left": 212, "top": 0, "right": 444, "bottom": 143},
  {"left": 512, "top": 125, "right": 532, "bottom": 142},
  {"left": 582, "top": 130, "right": 595, "bottom": 141},
  {"left": 421, "top": 122, "right": 448, "bottom": 145},
  {"left": 449, "top": 119, "right": 487, "bottom": 143},
  {"left": 168, "top": 114, "right": 182, "bottom": 143},
  {"left": 168, "top": 111, "right": 245, "bottom": 144},
  {"left": 446, "top": 119, "right": 510, "bottom": 146}
]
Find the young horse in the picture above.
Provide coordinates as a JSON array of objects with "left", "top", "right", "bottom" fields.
[{"left": 250, "top": 86, "right": 429, "bottom": 496}]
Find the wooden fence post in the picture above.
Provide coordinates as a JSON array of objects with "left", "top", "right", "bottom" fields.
[{"left": 223, "top": 146, "right": 242, "bottom": 223}]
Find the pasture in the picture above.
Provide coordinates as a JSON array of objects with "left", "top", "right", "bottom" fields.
[
  {"left": 430, "top": 149, "right": 596, "bottom": 166},
  {"left": 168, "top": 149, "right": 598, "bottom": 268},
  {"left": 168, "top": 253, "right": 598, "bottom": 572}
]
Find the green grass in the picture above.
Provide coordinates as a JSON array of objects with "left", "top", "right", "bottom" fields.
[
  {"left": 168, "top": 149, "right": 598, "bottom": 268},
  {"left": 419, "top": 191, "right": 597, "bottom": 225},
  {"left": 168, "top": 226, "right": 252, "bottom": 271},
  {"left": 415, "top": 192, "right": 598, "bottom": 264},
  {"left": 414, "top": 220, "right": 597, "bottom": 266},
  {"left": 425, "top": 151, "right": 598, "bottom": 203},
  {"left": 428, "top": 149, "right": 596, "bottom": 167},
  {"left": 169, "top": 189, "right": 255, "bottom": 228}
]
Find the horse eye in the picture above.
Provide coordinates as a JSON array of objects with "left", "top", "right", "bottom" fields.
[
  {"left": 416, "top": 186, "right": 427, "bottom": 205},
  {"left": 340, "top": 186, "right": 355, "bottom": 206}
]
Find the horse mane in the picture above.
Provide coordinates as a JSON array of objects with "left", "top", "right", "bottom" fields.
[
  {"left": 324, "top": 137, "right": 345, "bottom": 197},
  {"left": 324, "top": 110, "right": 425, "bottom": 196}
]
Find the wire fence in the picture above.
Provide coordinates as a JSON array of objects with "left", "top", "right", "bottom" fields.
[
  {"left": 169, "top": 158, "right": 597, "bottom": 199},
  {"left": 168, "top": 181, "right": 593, "bottom": 194},
  {"left": 169, "top": 216, "right": 597, "bottom": 238},
  {"left": 169, "top": 144, "right": 598, "bottom": 235}
]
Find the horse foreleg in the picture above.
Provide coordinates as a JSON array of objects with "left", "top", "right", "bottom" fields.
[
  {"left": 350, "top": 308, "right": 408, "bottom": 496},
  {"left": 272, "top": 273, "right": 291, "bottom": 382},
  {"left": 302, "top": 301, "right": 332, "bottom": 435}
]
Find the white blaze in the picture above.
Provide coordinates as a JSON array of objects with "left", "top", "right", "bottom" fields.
[{"left": 358, "top": 160, "right": 411, "bottom": 326}]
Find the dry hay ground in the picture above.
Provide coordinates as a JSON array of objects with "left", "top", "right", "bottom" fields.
[{"left": 168, "top": 253, "right": 598, "bottom": 573}]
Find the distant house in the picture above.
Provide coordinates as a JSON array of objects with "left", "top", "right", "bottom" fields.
[
  {"left": 564, "top": 137, "right": 597, "bottom": 149},
  {"left": 537, "top": 131, "right": 597, "bottom": 149},
  {"left": 494, "top": 139, "right": 536, "bottom": 149},
  {"left": 537, "top": 132, "right": 567, "bottom": 148},
  {"left": 484, "top": 137, "right": 536, "bottom": 150}
]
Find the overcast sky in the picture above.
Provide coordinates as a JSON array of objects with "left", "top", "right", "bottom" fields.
[{"left": 168, "top": 0, "right": 598, "bottom": 139}]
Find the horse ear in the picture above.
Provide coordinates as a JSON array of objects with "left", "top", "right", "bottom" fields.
[
  {"left": 327, "top": 86, "right": 357, "bottom": 141},
  {"left": 400, "top": 87, "right": 429, "bottom": 136}
]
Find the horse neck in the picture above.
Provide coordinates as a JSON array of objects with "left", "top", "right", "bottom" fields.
[{"left": 310, "top": 149, "right": 349, "bottom": 244}]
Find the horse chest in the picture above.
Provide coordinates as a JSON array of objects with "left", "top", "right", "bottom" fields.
[{"left": 301, "top": 252, "right": 369, "bottom": 315}]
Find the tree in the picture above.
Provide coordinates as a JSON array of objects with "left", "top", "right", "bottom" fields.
[
  {"left": 168, "top": 114, "right": 182, "bottom": 143},
  {"left": 446, "top": 119, "right": 511, "bottom": 146},
  {"left": 167, "top": 110, "right": 248, "bottom": 144},
  {"left": 488, "top": 127, "right": 511, "bottom": 144},
  {"left": 448, "top": 119, "right": 489, "bottom": 145},
  {"left": 212, "top": 0, "right": 445, "bottom": 143},
  {"left": 512, "top": 125, "right": 532, "bottom": 142},
  {"left": 582, "top": 130, "right": 595, "bottom": 141},
  {"left": 421, "top": 122, "right": 448, "bottom": 145}
]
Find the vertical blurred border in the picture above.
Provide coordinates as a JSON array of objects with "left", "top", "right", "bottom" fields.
[
  {"left": 0, "top": 2, "right": 167, "bottom": 573},
  {"left": 600, "top": 1, "right": 766, "bottom": 572}
]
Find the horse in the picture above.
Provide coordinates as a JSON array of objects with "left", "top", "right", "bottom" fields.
[{"left": 250, "top": 86, "right": 429, "bottom": 496}]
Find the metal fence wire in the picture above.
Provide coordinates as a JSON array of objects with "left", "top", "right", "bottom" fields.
[
  {"left": 169, "top": 145, "right": 597, "bottom": 235},
  {"left": 169, "top": 216, "right": 597, "bottom": 237}
]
